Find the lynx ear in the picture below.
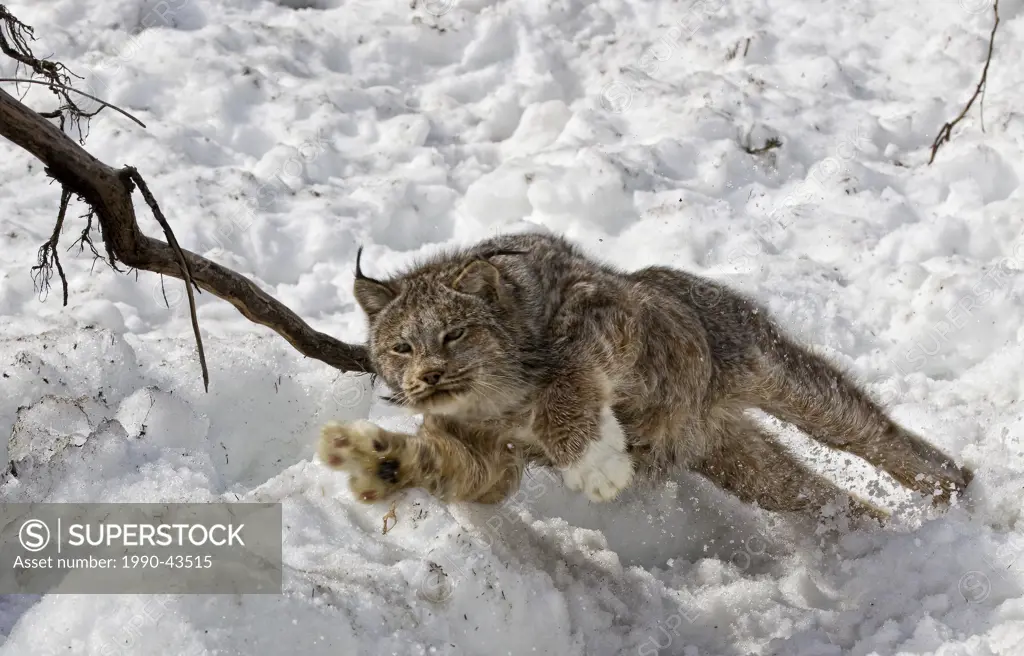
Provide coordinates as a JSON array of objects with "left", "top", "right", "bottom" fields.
[
  {"left": 452, "top": 259, "right": 504, "bottom": 301},
  {"left": 353, "top": 246, "right": 396, "bottom": 317}
]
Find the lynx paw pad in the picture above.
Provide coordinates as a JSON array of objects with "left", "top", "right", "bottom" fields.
[
  {"left": 318, "top": 420, "right": 404, "bottom": 503},
  {"left": 562, "top": 409, "right": 634, "bottom": 502}
]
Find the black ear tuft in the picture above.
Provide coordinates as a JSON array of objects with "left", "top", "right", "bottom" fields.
[
  {"left": 354, "top": 246, "right": 368, "bottom": 281},
  {"left": 352, "top": 246, "right": 396, "bottom": 317}
]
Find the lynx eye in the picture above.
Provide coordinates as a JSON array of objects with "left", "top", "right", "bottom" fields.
[
  {"left": 443, "top": 328, "right": 466, "bottom": 343},
  {"left": 391, "top": 342, "right": 412, "bottom": 354}
]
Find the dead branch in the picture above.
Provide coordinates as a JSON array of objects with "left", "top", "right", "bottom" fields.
[
  {"left": 0, "top": 5, "right": 100, "bottom": 137},
  {"left": 742, "top": 136, "right": 783, "bottom": 156},
  {"left": 0, "top": 77, "right": 146, "bottom": 128},
  {"left": 382, "top": 500, "right": 398, "bottom": 535},
  {"left": 122, "top": 167, "right": 208, "bottom": 391},
  {"left": 69, "top": 207, "right": 106, "bottom": 266},
  {"left": 30, "top": 187, "right": 71, "bottom": 305},
  {"left": 0, "top": 10, "right": 373, "bottom": 388},
  {"left": 928, "top": 0, "right": 1000, "bottom": 165}
]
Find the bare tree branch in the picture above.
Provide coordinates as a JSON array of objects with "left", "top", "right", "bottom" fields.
[
  {"left": 0, "top": 8, "right": 374, "bottom": 386},
  {"left": 0, "top": 5, "right": 100, "bottom": 137},
  {"left": 929, "top": 0, "right": 1000, "bottom": 165},
  {"left": 0, "top": 77, "right": 146, "bottom": 128},
  {"left": 0, "top": 85, "right": 374, "bottom": 381},
  {"left": 122, "top": 166, "right": 209, "bottom": 391}
]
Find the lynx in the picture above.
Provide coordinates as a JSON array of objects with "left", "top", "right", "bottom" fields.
[{"left": 317, "top": 232, "right": 973, "bottom": 520}]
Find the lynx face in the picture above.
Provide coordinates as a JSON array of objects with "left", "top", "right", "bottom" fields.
[{"left": 353, "top": 255, "right": 529, "bottom": 417}]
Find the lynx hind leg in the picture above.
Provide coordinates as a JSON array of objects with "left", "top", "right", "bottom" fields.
[
  {"left": 752, "top": 336, "right": 973, "bottom": 505},
  {"left": 697, "top": 413, "right": 890, "bottom": 523},
  {"left": 561, "top": 407, "right": 635, "bottom": 502},
  {"left": 318, "top": 420, "right": 411, "bottom": 503}
]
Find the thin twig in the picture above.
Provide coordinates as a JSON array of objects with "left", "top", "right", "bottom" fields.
[
  {"left": 0, "top": 8, "right": 79, "bottom": 87},
  {"left": 68, "top": 208, "right": 103, "bottom": 260},
  {"left": 159, "top": 275, "right": 172, "bottom": 308},
  {"left": 382, "top": 500, "right": 398, "bottom": 534},
  {"left": 0, "top": 78, "right": 145, "bottom": 127},
  {"left": 0, "top": 8, "right": 100, "bottom": 137},
  {"left": 30, "top": 187, "right": 71, "bottom": 305},
  {"left": 122, "top": 167, "right": 209, "bottom": 391},
  {"left": 743, "top": 136, "right": 783, "bottom": 155},
  {"left": 980, "top": 81, "right": 988, "bottom": 134},
  {"left": 928, "top": 0, "right": 999, "bottom": 165}
]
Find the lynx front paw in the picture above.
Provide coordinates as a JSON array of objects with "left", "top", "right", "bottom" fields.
[
  {"left": 562, "top": 408, "right": 634, "bottom": 502},
  {"left": 318, "top": 420, "right": 407, "bottom": 503}
]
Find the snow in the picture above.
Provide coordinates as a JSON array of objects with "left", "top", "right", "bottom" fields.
[{"left": 1, "top": 0, "right": 1023, "bottom": 653}]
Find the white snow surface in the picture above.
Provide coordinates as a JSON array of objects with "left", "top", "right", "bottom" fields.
[{"left": 1, "top": 0, "right": 1024, "bottom": 654}]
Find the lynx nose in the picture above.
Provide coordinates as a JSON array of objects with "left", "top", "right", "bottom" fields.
[{"left": 420, "top": 370, "right": 444, "bottom": 386}]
